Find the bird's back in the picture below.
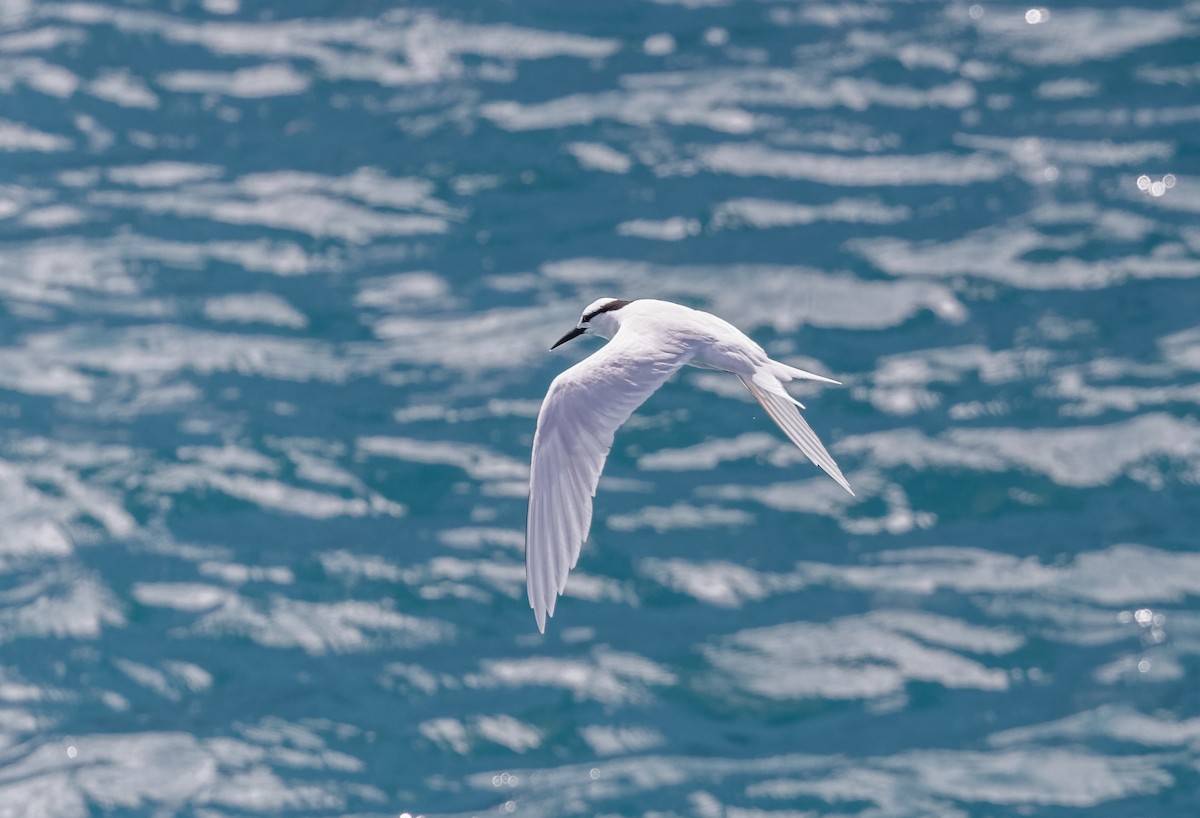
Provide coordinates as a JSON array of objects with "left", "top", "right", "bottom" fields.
[{"left": 618, "top": 300, "right": 769, "bottom": 376}]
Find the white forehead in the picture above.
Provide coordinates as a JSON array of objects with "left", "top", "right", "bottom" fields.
[{"left": 580, "top": 297, "right": 618, "bottom": 320}]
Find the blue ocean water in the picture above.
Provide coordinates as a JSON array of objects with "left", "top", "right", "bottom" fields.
[{"left": 1, "top": 0, "right": 1199, "bottom": 815}]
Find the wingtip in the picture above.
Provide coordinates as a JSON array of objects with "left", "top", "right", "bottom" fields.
[
  {"left": 830, "top": 467, "right": 859, "bottom": 494},
  {"left": 832, "top": 472, "right": 855, "bottom": 497}
]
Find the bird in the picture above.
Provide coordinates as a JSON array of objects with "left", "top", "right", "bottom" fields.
[{"left": 525, "top": 297, "right": 852, "bottom": 632}]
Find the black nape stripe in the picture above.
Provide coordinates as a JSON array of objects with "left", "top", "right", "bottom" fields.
[{"left": 582, "top": 299, "right": 632, "bottom": 322}]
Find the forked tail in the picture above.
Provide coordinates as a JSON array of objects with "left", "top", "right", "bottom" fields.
[
  {"left": 739, "top": 372, "right": 854, "bottom": 495},
  {"left": 771, "top": 360, "right": 841, "bottom": 386}
]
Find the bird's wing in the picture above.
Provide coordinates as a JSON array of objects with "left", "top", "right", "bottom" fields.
[
  {"left": 527, "top": 332, "right": 691, "bottom": 632},
  {"left": 738, "top": 373, "right": 854, "bottom": 496}
]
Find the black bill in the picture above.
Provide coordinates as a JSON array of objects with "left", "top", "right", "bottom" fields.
[{"left": 550, "top": 326, "right": 586, "bottom": 350}]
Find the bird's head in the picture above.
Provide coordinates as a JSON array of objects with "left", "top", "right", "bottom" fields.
[{"left": 551, "top": 298, "right": 632, "bottom": 349}]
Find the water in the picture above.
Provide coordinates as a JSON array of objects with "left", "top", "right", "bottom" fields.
[{"left": 0, "top": 0, "right": 1198, "bottom": 815}]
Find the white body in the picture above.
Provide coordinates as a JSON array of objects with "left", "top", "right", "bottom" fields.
[{"left": 526, "top": 298, "right": 852, "bottom": 632}]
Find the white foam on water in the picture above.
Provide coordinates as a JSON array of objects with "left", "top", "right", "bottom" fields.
[
  {"left": 891, "top": 747, "right": 1173, "bottom": 807},
  {"left": 444, "top": 19, "right": 619, "bottom": 60},
  {"left": 1036, "top": 78, "right": 1101, "bottom": 99},
  {"left": 26, "top": 324, "right": 351, "bottom": 384},
  {"left": 319, "top": 549, "right": 402, "bottom": 583},
  {"left": 177, "top": 444, "right": 277, "bottom": 474},
  {"left": 703, "top": 610, "right": 1016, "bottom": 701},
  {"left": 0, "top": 519, "right": 73, "bottom": 561},
  {"left": 203, "top": 293, "right": 308, "bottom": 329},
  {"left": 702, "top": 473, "right": 867, "bottom": 525},
  {"left": 187, "top": 595, "right": 452, "bottom": 654},
  {"left": 579, "top": 724, "right": 666, "bottom": 756},
  {"left": 199, "top": 238, "right": 318, "bottom": 276},
  {"left": 638, "top": 433, "right": 779, "bottom": 472},
  {"left": 379, "top": 662, "right": 448, "bottom": 695},
  {"left": 566, "top": 142, "right": 633, "bottom": 174},
  {"left": 956, "top": 132, "right": 1173, "bottom": 166},
  {"left": 107, "top": 161, "right": 222, "bottom": 187},
  {"left": 42, "top": 5, "right": 617, "bottom": 92},
  {"left": 463, "top": 741, "right": 1176, "bottom": 815},
  {"left": 701, "top": 143, "right": 1005, "bottom": 185},
  {"left": 640, "top": 558, "right": 798, "bottom": 607},
  {"left": 370, "top": 302, "right": 568, "bottom": 370},
  {"left": 0, "top": 734, "right": 215, "bottom": 816},
  {"left": 1161, "top": 325, "right": 1200, "bottom": 372},
  {"left": 859, "top": 342, "right": 1052, "bottom": 415},
  {"left": 0, "top": 718, "right": 384, "bottom": 815},
  {"left": 0, "top": 238, "right": 142, "bottom": 309},
  {"left": 838, "top": 412, "right": 1200, "bottom": 487},
  {"left": 786, "top": 3, "right": 892, "bottom": 26},
  {"left": 973, "top": 6, "right": 1193, "bottom": 66},
  {"left": 0, "top": 453, "right": 136, "bottom": 569},
  {"left": 0, "top": 119, "right": 71, "bottom": 151},
  {"left": 87, "top": 67, "right": 159, "bottom": 107},
  {"left": 114, "top": 659, "right": 202, "bottom": 702},
  {"left": 131, "top": 582, "right": 233, "bottom": 611},
  {"left": 874, "top": 344, "right": 1053, "bottom": 389},
  {"left": 135, "top": 438, "right": 402, "bottom": 522},
  {"left": 404, "top": 556, "right": 524, "bottom": 601},
  {"left": 615, "top": 217, "right": 701, "bottom": 241},
  {"left": 1134, "top": 175, "right": 1200, "bottom": 214},
  {"left": 484, "top": 68, "right": 974, "bottom": 132},
  {"left": 197, "top": 561, "right": 294, "bottom": 585},
  {"left": 437, "top": 526, "right": 524, "bottom": 551},
  {"left": 89, "top": 167, "right": 456, "bottom": 243},
  {"left": 358, "top": 435, "right": 527, "bottom": 483},
  {"left": 21, "top": 233, "right": 320, "bottom": 281},
  {"left": 149, "top": 467, "right": 403, "bottom": 520},
  {"left": 354, "top": 271, "right": 450, "bottom": 309},
  {"left": 743, "top": 746, "right": 1173, "bottom": 812},
  {"left": 0, "top": 25, "right": 84, "bottom": 53},
  {"left": 158, "top": 63, "right": 309, "bottom": 97},
  {"left": 475, "top": 714, "right": 543, "bottom": 753},
  {"left": 163, "top": 661, "right": 213, "bottom": 693},
  {"left": 93, "top": 189, "right": 449, "bottom": 243},
  {"left": 1060, "top": 543, "right": 1200, "bottom": 605},
  {"left": 800, "top": 546, "right": 1055, "bottom": 596},
  {"left": 468, "top": 648, "right": 676, "bottom": 704},
  {"left": 0, "top": 55, "right": 79, "bottom": 96},
  {"left": 989, "top": 705, "right": 1200, "bottom": 748},
  {"left": 542, "top": 258, "right": 967, "bottom": 331},
  {"left": 710, "top": 196, "right": 911, "bottom": 229},
  {"left": 392, "top": 398, "right": 541, "bottom": 425},
  {"left": 855, "top": 219, "right": 1200, "bottom": 289},
  {"left": 607, "top": 503, "right": 753, "bottom": 533},
  {"left": 786, "top": 543, "right": 1200, "bottom": 626},
  {"left": 273, "top": 439, "right": 367, "bottom": 492},
  {"left": 238, "top": 168, "right": 450, "bottom": 211},
  {"left": 419, "top": 717, "right": 471, "bottom": 754},
  {"left": 0, "top": 572, "right": 125, "bottom": 642},
  {"left": 20, "top": 204, "right": 86, "bottom": 229},
  {"left": 0, "top": 350, "right": 94, "bottom": 400},
  {"left": 482, "top": 91, "right": 757, "bottom": 133}
]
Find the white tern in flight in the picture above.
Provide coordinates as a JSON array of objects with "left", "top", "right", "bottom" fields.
[{"left": 526, "top": 297, "right": 852, "bottom": 632}]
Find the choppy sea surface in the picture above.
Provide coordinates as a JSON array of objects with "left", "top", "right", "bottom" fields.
[{"left": 1, "top": 0, "right": 1199, "bottom": 815}]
